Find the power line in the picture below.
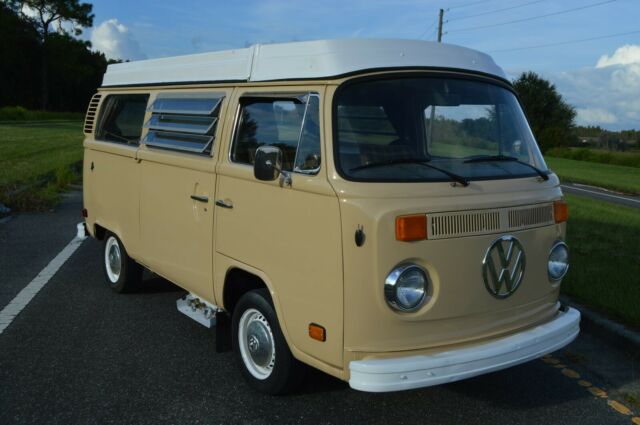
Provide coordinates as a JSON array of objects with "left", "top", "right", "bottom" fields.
[
  {"left": 427, "top": 26, "right": 440, "bottom": 41},
  {"left": 488, "top": 28, "right": 640, "bottom": 52},
  {"left": 448, "top": 0, "right": 492, "bottom": 10},
  {"left": 449, "top": 0, "right": 616, "bottom": 33},
  {"left": 417, "top": 17, "right": 438, "bottom": 39},
  {"left": 449, "top": 0, "right": 547, "bottom": 22}
]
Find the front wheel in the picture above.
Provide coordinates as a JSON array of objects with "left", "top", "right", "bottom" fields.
[
  {"left": 232, "top": 289, "right": 304, "bottom": 394},
  {"left": 103, "top": 233, "right": 142, "bottom": 293}
]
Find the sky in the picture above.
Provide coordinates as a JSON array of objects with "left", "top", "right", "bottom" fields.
[{"left": 83, "top": 0, "right": 640, "bottom": 130}]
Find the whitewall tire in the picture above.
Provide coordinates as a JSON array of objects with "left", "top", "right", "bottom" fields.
[
  {"left": 232, "top": 289, "right": 305, "bottom": 394},
  {"left": 103, "top": 233, "right": 142, "bottom": 293}
]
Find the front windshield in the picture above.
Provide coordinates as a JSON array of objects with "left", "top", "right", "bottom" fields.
[{"left": 335, "top": 76, "right": 548, "bottom": 183}]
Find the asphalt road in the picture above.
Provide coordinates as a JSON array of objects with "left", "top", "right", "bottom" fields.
[
  {"left": 561, "top": 183, "right": 640, "bottom": 209},
  {"left": 1, "top": 192, "right": 638, "bottom": 424}
]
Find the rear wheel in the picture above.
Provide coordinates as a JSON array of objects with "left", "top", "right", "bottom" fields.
[
  {"left": 103, "top": 233, "right": 142, "bottom": 293},
  {"left": 232, "top": 289, "right": 304, "bottom": 394}
]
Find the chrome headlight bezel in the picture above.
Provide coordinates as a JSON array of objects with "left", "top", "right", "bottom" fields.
[
  {"left": 384, "top": 263, "right": 429, "bottom": 312},
  {"left": 548, "top": 241, "right": 569, "bottom": 281}
]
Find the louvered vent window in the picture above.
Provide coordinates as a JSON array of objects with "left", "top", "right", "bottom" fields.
[
  {"left": 143, "top": 92, "right": 224, "bottom": 155},
  {"left": 84, "top": 93, "right": 102, "bottom": 134}
]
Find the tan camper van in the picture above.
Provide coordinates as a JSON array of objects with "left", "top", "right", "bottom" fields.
[{"left": 82, "top": 39, "right": 579, "bottom": 394}]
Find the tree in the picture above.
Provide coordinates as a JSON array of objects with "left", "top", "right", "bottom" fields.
[
  {"left": 513, "top": 72, "right": 576, "bottom": 153},
  {"left": 0, "top": 3, "right": 41, "bottom": 109},
  {"left": 9, "top": 0, "right": 94, "bottom": 109},
  {"left": 1, "top": 2, "right": 106, "bottom": 112}
]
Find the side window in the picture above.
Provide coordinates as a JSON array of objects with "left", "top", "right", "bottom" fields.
[
  {"left": 232, "top": 94, "right": 321, "bottom": 173},
  {"left": 96, "top": 94, "right": 149, "bottom": 145},
  {"left": 143, "top": 92, "right": 224, "bottom": 156},
  {"left": 294, "top": 95, "right": 321, "bottom": 173}
]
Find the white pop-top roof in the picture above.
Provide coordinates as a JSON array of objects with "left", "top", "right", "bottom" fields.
[{"left": 101, "top": 38, "right": 508, "bottom": 87}]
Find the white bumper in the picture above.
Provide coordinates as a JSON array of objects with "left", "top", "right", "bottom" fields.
[{"left": 349, "top": 306, "right": 580, "bottom": 392}]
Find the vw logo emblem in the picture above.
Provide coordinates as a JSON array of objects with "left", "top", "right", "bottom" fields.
[{"left": 482, "top": 235, "right": 526, "bottom": 299}]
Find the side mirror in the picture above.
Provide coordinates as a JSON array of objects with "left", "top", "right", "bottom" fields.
[{"left": 254, "top": 145, "right": 284, "bottom": 181}]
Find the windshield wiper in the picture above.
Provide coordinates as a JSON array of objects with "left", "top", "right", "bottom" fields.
[
  {"left": 463, "top": 154, "right": 549, "bottom": 181},
  {"left": 350, "top": 158, "right": 470, "bottom": 187}
]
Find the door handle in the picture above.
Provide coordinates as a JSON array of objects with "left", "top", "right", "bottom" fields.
[
  {"left": 190, "top": 195, "right": 209, "bottom": 203},
  {"left": 215, "top": 199, "right": 233, "bottom": 209}
]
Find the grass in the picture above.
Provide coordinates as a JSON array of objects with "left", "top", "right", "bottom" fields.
[
  {"left": 547, "top": 147, "right": 640, "bottom": 168},
  {"left": 623, "top": 392, "right": 640, "bottom": 410},
  {"left": 561, "top": 194, "right": 640, "bottom": 326},
  {"left": 0, "top": 120, "right": 84, "bottom": 210},
  {"left": 0, "top": 106, "right": 84, "bottom": 121},
  {"left": 545, "top": 156, "right": 640, "bottom": 195}
]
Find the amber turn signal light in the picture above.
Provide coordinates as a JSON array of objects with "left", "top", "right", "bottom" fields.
[
  {"left": 309, "top": 323, "right": 326, "bottom": 342},
  {"left": 554, "top": 200, "right": 568, "bottom": 223},
  {"left": 396, "top": 214, "right": 427, "bottom": 241}
]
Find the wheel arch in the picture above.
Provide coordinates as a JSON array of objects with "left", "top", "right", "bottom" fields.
[
  {"left": 222, "top": 267, "right": 270, "bottom": 316},
  {"left": 217, "top": 262, "right": 346, "bottom": 381},
  {"left": 94, "top": 223, "right": 107, "bottom": 240},
  {"left": 217, "top": 261, "right": 293, "bottom": 351}
]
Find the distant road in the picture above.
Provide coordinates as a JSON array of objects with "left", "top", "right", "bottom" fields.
[{"left": 561, "top": 183, "right": 640, "bottom": 209}]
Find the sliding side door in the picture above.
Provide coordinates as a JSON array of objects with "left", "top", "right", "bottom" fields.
[{"left": 137, "top": 90, "right": 230, "bottom": 302}]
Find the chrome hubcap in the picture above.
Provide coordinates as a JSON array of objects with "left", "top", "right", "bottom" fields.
[
  {"left": 109, "top": 246, "right": 121, "bottom": 274},
  {"left": 246, "top": 320, "right": 272, "bottom": 367},
  {"left": 238, "top": 308, "right": 275, "bottom": 380},
  {"left": 104, "top": 237, "right": 122, "bottom": 283}
]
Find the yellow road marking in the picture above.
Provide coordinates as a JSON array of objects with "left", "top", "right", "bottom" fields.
[
  {"left": 607, "top": 400, "right": 632, "bottom": 416},
  {"left": 561, "top": 368, "right": 581, "bottom": 379},
  {"left": 588, "top": 386, "right": 608, "bottom": 398},
  {"left": 541, "top": 355, "right": 638, "bottom": 419}
]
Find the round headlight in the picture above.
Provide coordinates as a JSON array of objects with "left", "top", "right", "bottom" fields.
[
  {"left": 385, "top": 264, "right": 429, "bottom": 312},
  {"left": 548, "top": 241, "right": 569, "bottom": 281}
]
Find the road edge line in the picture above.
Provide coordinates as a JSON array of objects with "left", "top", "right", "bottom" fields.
[{"left": 0, "top": 236, "right": 84, "bottom": 335}]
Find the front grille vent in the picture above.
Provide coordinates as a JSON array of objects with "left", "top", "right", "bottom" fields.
[
  {"left": 508, "top": 204, "right": 554, "bottom": 229},
  {"left": 430, "top": 211, "right": 501, "bottom": 238},
  {"left": 426, "top": 202, "right": 554, "bottom": 240},
  {"left": 83, "top": 93, "right": 102, "bottom": 134}
]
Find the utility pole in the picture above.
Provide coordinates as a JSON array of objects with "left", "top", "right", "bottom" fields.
[{"left": 437, "top": 8, "right": 444, "bottom": 42}]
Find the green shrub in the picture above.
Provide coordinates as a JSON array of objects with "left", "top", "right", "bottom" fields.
[
  {"left": 0, "top": 106, "right": 84, "bottom": 121},
  {"left": 0, "top": 106, "right": 28, "bottom": 120},
  {"left": 547, "top": 147, "right": 640, "bottom": 168},
  {"left": 54, "top": 165, "right": 78, "bottom": 189},
  {"left": 1, "top": 183, "right": 61, "bottom": 212}
]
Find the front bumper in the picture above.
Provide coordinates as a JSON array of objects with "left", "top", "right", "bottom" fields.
[{"left": 349, "top": 306, "right": 580, "bottom": 392}]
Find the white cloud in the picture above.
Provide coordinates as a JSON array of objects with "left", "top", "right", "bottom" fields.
[
  {"left": 91, "top": 19, "right": 145, "bottom": 61},
  {"left": 596, "top": 44, "right": 640, "bottom": 68},
  {"left": 550, "top": 44, "right": 640, "bottom": 130},
  {"left": 576, "top": 108, "right": 617, "bottom": 125}
]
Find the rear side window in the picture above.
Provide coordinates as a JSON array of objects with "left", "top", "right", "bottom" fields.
[
  {"left": 96, "top": 94, "right": 149, "bottom": 145},
  {"left": 232, "top": 94, "right": 321, "bottom": 173},
  {"left": 143, "top": 92, "right": 224, "bottom": 156}
]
